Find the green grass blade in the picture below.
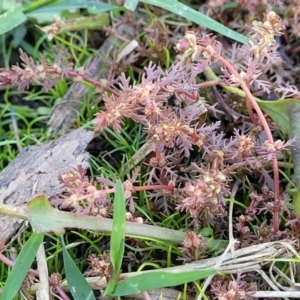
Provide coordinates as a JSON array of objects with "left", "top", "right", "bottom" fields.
[
  {"left": 0, "top": 232, "right": 44, "bottom": 300},
  {"left": 110, "top": 180, "right": 126, "bottom": 272},
  {"left": 112, "top": 269, "right": 216, "bottom": 296},
  {"left": 0, "top": 8, "right": 27, "bottom": 35},
  {"left": 124, "top": 0, "right": 139, "bottom": 10},
  {"left": 61, "top": 237, "right": 96, "bottom": 300},
  {"left": 104, "top": 179, "right": 126, "bottom": 295},
  {"left": 257, "top": 98, "right": 295, "bottom": 136},
  {"left": 22, "top": 0, "right": 59, "bottom": 14},
  {"left": 139, "top": 0, "right": 248, "bottom": 44},
  {"left": 26, "top": 0, "right": 119, "bottom": 15}
]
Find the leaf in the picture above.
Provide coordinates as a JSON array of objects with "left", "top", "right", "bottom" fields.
[
  {"left": 12, "top": 24, "right": 27, "bottom": 47},
  {"left": 256, "top": 98, "right": 297, "bottom": 136},
  {"left": 104, "top": 180, "right": 126, "bottom": 295},
  {"left": 0, "top": 8, "right": 27, "bottom": 36},
  {"left": 22, "top": 0, "right": 60, "bottom": 14},
  {"left": 112, "top": 269, "right": 216, "bottom": 296},
  {"left": 124, "top": 0, "right": 139, "bottom": 10},
  {"left": 286, "top": 102, "right": 300, "bottom": 217},
  {"left": 26, "top": 0, "right": 119, "bottom": 16},
  {"left": 61, "top": 237, "right": 96, "bottom": 300},
  {"left": 139, "top": 0, "right": 248, "bottom": 44},
  {"left": 26, "top": 194, "right": 186, "bottom": 243},
  {"left": 27, "top": 194, "right": 67, "bottom": 234},
  {"left": 207, "top": 238, "right": 228, "bottom": 251},
  {"left": 110, "top": 180, "right": 126, "bottom": 272},
  {"left": 204, "top": 68, "right": 291, "bottom": 135},
  {"left": 2, "top": 0, "right": 19, "bottom": 11},
  {"left": 257, "top": 98, "right": 300, "bottom": 216},
  {"left": 0, "top": 232, "right": 44, "bottom": 300}
]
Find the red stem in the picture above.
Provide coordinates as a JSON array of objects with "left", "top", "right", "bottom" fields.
[
  {"left": 218, "top": 56, "right": 280, "bottom": 233},
  {"left": 131, "top": 184, "right": 174, "bottom": 192}
]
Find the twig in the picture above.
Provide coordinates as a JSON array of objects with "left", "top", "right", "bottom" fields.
[
  {"left": 196, "top": 238, "right": 238, "bottom": 300},
  {"left": 228, "top": 180, "right": 241, "bottom": 255},
  {"left": 36, "top": 243, "right": 50, "bottom": 300}
]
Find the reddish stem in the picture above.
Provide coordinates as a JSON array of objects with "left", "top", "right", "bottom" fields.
[
  {"left": 46, "top": 68, "right": 120, "bottom": 96},
  {"left": 244, "top": 90, "right": 258, "bottom": 126},
  {"left": 131, "top": 184, "right": 174, "bottom": 192},
  {"left": 100, "top": 184, "right": 174, "bottom": 195},
  {"left": 223, "top": 158, "right": 291, "bottom": 175},
  {"left": 74, "top": 183, "right": 174, "bottom": 203},
  {"left": 218, "top": 56, "right": 280, "bottom": 233}
]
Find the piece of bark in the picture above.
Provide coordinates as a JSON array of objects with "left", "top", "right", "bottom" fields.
[
  {"left": 0, "top": 127, "right": 94, "bottom": 247},
  {"left": 47, "top": 22, "right": 137, "bottom": 135}
]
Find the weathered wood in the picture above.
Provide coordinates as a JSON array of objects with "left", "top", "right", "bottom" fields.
[{"left": 0, "top": 127, "right": 94, "bottom": 247}]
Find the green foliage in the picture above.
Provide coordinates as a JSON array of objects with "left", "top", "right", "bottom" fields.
[
  {"left": 24, "top": 194, "right": 186, "bottom": 243},
  {"left": 0, "top": 8, "right": 27, "bottom": 36},
  {"left": 112, "top": 269, "right": 216, "bottom": 296},
  {"left": 0, "top": 102, "right": 49, "bottom": 169},
  {"left": 124, "top": 0, "right": 139, "bottom": 10},
  {"left": 0, "top": 233, "right": 44, "bottom": 300},
  {"left": 109, "top": 180, "right": 126, "bottom": 273},
  {"left": 26, "top": 0, "right": 119, "bottom": 15},
  {"left": 125, "top": 0, "right": 248, "bottom": 44},
  {"left": 256, "top": 98, "right": 296, "bottom": 137},
  {"left": 61, "top": 237, "right": 96, "bottom": 300},
  {"left": 286, "top": 104, "right": 300, "bottom": 217},
  {"left": 0, "top": 0, "right": 119, "bottom": 37},
  {"left": 105, "top": 180, "right": 126, "bottom": 295}
]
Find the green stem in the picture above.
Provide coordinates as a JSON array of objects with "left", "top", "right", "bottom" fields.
[
  {"left": 41, "top": 14, "right": 110, "bottom": 36},
  {"left": 0, "top": 197, "right": 185, "bottom": 244}
]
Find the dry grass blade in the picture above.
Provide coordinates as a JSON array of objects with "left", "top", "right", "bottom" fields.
[{"left": 26, "top": 240, "right": 299, "bottom": 297}]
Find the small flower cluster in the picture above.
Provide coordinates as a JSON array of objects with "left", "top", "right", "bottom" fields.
[
  {"left": 246, "top": 185, "right": 291, "bottom": 217},
  {"left": 176, "top": 162, "right": 229, "bottom": 223},
  {"left": 210, "top": 274, "right": 251, "bottom": 300},
  {"left": 227, "top": 129, "right": 294, "bottom": 163},
  {"left": 178, "top": 231, "right": 207, "bottom": 262},
  {"left": 84, "top": 253, "right": 111, "bottom": 278},
  {"left": 93, "top": 61, "right": 209, "bottom": 157},
  {"left": 0, "top": 47, "right": 73, "bottom": 91},
  {"left": 175, "top": 33, "right": 222, "bottom": 72},
  {"left": 231, "top": 8, "right": 288, "bottom": 94},
  {"left": 203, "top": 0, "right": 283, "bottom": 15},
  {"left": 51, "top": 165, "right": 110, "bottom": 215},
  {"left": 246, "top": 10, "right": 287, "bottom": 61},
  {"left": 235, "top": 215, "right": 253, "bottom": 237},
  {"left": 174, "top": 9, "right": 289, "bottom": 97},
  {"left": 0, "top": 46, "right": 107, "bottom": 92},
  {"left": 52, "top": 165, "right": 174, "bottom": 215}
]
